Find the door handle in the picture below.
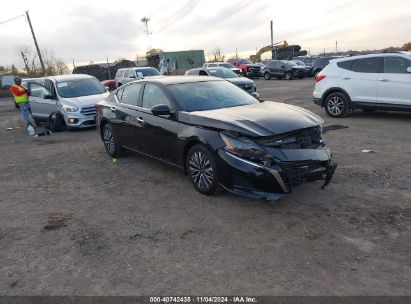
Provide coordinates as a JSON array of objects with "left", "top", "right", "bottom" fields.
[
  {"left": 110, "top": 106, "right": 116, "bottom": 112},
  {"left": 379, "top": 79, "right": 390, "bottom": 82},
  {"left": 342, "top": 77, "right": 351, "bottom": 80},
  {"left": 136, "top": 117, "right": 145, "bottom": 124}
]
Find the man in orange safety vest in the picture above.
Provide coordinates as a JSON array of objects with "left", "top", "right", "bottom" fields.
[{"left": 10, "top": 76, "right": 31, "bottom": 130}]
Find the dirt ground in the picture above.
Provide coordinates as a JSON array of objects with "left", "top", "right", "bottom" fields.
[{"left": 0, "top": 78, "right": 410, "bottom": 295}]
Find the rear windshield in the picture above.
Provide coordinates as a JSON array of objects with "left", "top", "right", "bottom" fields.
[
  {"left": 219, "top": 63, "right": 235, "bottom": 68},
  {"left": 207, "top": 68, "right": 239, "bottom": 79},
  {"left": 135, "top": 68, "right": 161, "bottom": 77},
  {"left": 56, "top": 78, "right": 106, "bottom": 98}
]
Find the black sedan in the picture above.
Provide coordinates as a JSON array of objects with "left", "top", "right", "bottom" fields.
[
  {"left": 185, "top": 67, "right": 257, "bottom": 95},
  {"left": 96, "top": 77, "right": 336, "bottom": 200}
]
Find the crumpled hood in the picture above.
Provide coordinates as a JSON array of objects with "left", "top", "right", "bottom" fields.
[
  {"left": 179, "top": 102, "right": 323, "bottom": 137},
  {"left": 62, "top": 92, "right": 109, "bottom": 107}
]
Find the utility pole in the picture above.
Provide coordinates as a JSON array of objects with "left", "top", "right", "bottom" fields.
[
  {"left": 271, "top": 20, "right": 277, "bottom": 60},
  {"left": 72, "top": 58, "right": 76, "bottom": 70},
  {"left": 106, "top": 57, "right": 111, "bottom": 79},
  {"left": 335, "top": 41, "right": 338, "bottom": 54},
  {"left": 26, "top": 11, "right": 45, "bottom": 75}
]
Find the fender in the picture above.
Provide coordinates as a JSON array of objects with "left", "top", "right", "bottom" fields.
[{"left": 321, "top": 87, "right": 352, "bottom": 107}]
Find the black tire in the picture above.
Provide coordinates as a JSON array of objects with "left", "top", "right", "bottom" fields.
[
  {"left": 186, "top": 144, "right": 219, "bottom": 195},
  {"left": 48, "top": 112, "right": 65, "bottom": 132},
  {"left": 264, "top": 72, "right": 271, "bottom": 80},
  {"left": 102, "top": 124, "right": 122, "bottom": 157},
  {"left": 324, "top": 92, "right": 350, "bottom": 118},
  {"left": 285, "top": 72, "right": 292, "bottom": 80},
  {"left": 299, "top": 76, "right": 304, "bottom": 79}
]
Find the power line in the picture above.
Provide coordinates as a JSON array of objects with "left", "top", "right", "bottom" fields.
[{"left": 0, "top": 14, "right": 25, "bottom": 25}]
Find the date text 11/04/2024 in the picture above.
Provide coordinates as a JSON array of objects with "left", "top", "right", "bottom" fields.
[{"left": 149, "top": 296, "right": 257, "bottom": 303}]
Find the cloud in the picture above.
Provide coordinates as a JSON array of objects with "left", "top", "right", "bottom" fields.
[{"left": 0, "top": 0, "right": 410, "bottom": 67}]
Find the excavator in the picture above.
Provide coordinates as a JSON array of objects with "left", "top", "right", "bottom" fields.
[
  {"left": 250, "top": 41, "right": 308, "bottom": 62},
  {"left": 250, "top": 41, "right": 288, "bottom": 62}
]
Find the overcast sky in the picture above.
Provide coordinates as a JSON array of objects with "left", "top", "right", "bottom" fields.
[{"left": 1, "top": 0, "right": 410, "bottom": 68}]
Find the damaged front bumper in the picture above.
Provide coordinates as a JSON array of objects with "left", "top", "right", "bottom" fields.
[{"left": 217, "top": 148, "right": 337, "bottom": 201}]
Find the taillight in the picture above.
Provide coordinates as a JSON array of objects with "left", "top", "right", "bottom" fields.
[{"left": 315, "top": 75, "right": 326, "bottom": 83}]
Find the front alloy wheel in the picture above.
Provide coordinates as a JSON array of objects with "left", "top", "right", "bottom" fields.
[
  {"left": 325, "top": 92, "right": 350, "bottom": 118},
  {"left": 264, "top": 72, "right": 271, "bottom": 80},
  {"left": 186, "top": 145, "right": 218, "bottom": 195},
  {"left": 102, "top": 124, "right": 122, "bottom": 157}
]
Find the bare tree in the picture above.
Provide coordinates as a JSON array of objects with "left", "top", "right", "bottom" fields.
[
  {"left": 403, "top": 42, "right": 411, "bottom": 50},
  {"left": 54, "top": 59, "right": 69, "bottom": 75},
  {"left": 211, "top": 47, "right": 225, "bottom": 62}
]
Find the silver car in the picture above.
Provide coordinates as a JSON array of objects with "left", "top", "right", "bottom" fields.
[
  {"left": 26, "top": 74, "right": 109, "bottom": 129},
  {"left": 115, "top": 67, "right": 161, "bottom": 87}
]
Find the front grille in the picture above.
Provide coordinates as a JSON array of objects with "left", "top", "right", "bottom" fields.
[
  {"left": 80, "top": 105, "right": 96, "bottom": 116},
  {"left": 281, "top": 160, "right": 324, "bottom": 184},
  {"left": 257, "top": 127, "right": 323, "bottom": 149}
]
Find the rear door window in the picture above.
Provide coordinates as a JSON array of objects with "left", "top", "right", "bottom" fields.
[
  {"left": 119, "top": 83, "right": 142, "bottom": 106},
  {"left": 383, "top": 56, "right": 411, "bottom": 73},
  {"left": 337, "top": 60, "right": 353, "bottom": 70},
  {"left": 351, "top": 57, "right": 380, "bottom": 73}
]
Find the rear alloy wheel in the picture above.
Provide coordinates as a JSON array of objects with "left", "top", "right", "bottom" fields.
[
  {"left": 325, "top": 92, "right": 350, "bottom": 118},
  {"left": 186, "top": 144, "right": 219, "bottom": 195},
  {"left": 264, "top": 72, "right": 271, "bottom": 80},
  {"left": 285, "top": 72, "right": 292, "bottom": 80},
  {"left": 102, "top": 124, "right": 122, "bottom": 157}
]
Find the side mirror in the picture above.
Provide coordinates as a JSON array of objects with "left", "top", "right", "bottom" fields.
[
  {"left": 407, "top": 67, "right": 411, "bottom": 73},
  {"left": 151, "top": 104, "right": 171, "bottom": 116},
  {"left": 44, "top": 94, "right": 54, "bottom": 99},
  {"left": 251, "top": 92, "right": 263, "bottom": 102}
]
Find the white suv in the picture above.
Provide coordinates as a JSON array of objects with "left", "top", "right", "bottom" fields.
[{"left": 313, "top": 53, "right": 411, "bottom": 118}]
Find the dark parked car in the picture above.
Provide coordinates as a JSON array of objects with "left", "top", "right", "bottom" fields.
[
  {"left": 292, "top": 60, "right": 313, "bottom": 77},
  {"left": 185, "top": 67, "right": 257, "bottom": 95},
  {"left": 293, "top": 56, "right": 315, "bottom": 66},
  {"left": 96, "top": 77, "right": 336, "bottom": 200},
  {"left": 312, "top": 57, "right": 341, "bottom": 77},
  {"left": 262, "top": 60, "right": 306, "bottom": 80}
]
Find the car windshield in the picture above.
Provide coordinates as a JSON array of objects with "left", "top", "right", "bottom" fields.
[
  {"left": 219, "top": 63, "right": 235, "bottom": 68},
  {"left": 56, "top": 78, "right": 106, "bottom": 98},
  {"left": 239, "top": 59, "right": 252, "bottom": 64},
  {"left": 168, "top": 80, "right": 258, "bottom": 112},
  {"left": 293, "top": 60, "right": 305, "bottom": 66},
  {"left": 135, "top": 68, "right": 161, "bottom": 77},
  {"left": 207, "top": 68, "right": 239, "bottom": 79},
  {"left": 283, "top": 61, "right": 297, "bottom": 67}
]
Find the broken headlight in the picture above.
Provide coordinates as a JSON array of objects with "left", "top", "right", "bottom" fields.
[{"left": 220, "top": 132, "right": 268, "bottom": 160}]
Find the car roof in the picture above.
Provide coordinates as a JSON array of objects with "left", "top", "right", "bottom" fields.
[
  {"left": 131, "top": 67, "right": 156, "bottom": 70},
  {"left": 332, "top": 52, "right": 409, "bottom": 63},
  {"left": 48, "top": 74, "right": 96, "bottom": 82},
  {"left": 131, "top": 76, "right": 224, "bottom": 85}
]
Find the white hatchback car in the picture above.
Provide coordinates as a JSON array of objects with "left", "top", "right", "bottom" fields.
[{"left": 313, "top": 53, "right": 411, "bottom": 117}]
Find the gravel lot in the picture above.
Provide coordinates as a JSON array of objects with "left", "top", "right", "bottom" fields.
[{"left": 0, "top": 78, "right": 410, "bottom": 295}]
